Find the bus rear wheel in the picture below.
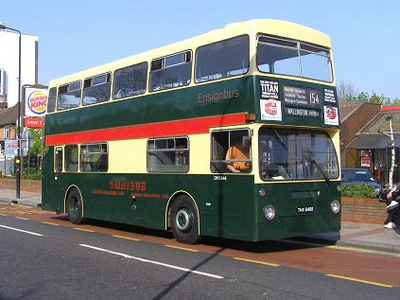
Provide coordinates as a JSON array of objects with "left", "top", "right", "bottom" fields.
[
  {"left": 169, "top": 195, "right": 201, "bottom": 244},
  {"left": 67, "top": 189, "right": 85, "bottom": 224}
]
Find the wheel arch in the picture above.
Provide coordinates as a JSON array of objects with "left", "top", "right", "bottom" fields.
[
  {"left": 164, "top": 190, "right": 200, "bottom": 235},
  {"left": 63, "top": 184, "right": 85, "bottom": 217}
]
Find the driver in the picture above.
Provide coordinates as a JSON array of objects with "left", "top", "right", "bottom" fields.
[{"left": 225, "top": 136, "right": 250, "bottom": 173}]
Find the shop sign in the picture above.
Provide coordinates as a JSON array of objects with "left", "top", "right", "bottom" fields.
[
  {"left": 25, "top": 88, "right": 48, "bottom": 117},
  {"left": 360, "top": 150, "right": 371, "bottom": 167},
  {"left": 4, "top": 139, "right": 28, "bottom": 156},
  {"left": 24, "top": 117, "right": 44, "bottom": 128}
]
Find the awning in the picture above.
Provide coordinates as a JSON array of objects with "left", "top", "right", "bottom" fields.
[{"left": 346, "top": 134, "right": 400, "bottom": 149}]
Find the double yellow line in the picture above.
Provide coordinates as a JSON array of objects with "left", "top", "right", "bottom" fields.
[
  {"left": 326, "top": 274, "right": 393, "bottom": 288},
  {"left": 233, "top": 257, "right": 392, "bottom": 288}
]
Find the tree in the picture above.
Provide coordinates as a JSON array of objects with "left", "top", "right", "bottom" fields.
[
  {"left": 337, "top": 81, "right": 358, "bottom": 102},
  {"left": 29, "top": 128, "right": 43, "bottom": 156},
  {"left": 392, "top": 98, "right": 400, "bottom": 105},
  {"left": 338, "top": 81, "right": 397, "bottom": 105},
  {"left": 368, "top": 92, "right": 391, "bottom": 105}
]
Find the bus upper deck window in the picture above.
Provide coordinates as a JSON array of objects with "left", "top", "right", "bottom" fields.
[
  {"left": 195, "top": 35, "right": 249, "bottom": 83},
  {"left": 113, "top": 62, "right": 147, "bottom": 99},
  {"left": 257, "top": 35, "right": 333, "bottom": 82},
  {"left": 57, "top": 81, "right": 81, "bottom": 111},
  {"left": 83, "top": 73, "right": 111, "bottom": 106},
  {"left": 149, "top": 51, "right": 192, "bottom": 92}
]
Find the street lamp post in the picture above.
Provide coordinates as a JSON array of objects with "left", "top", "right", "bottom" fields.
[{"left": 0, "top": 23, "right": 22, "bottom": 199}]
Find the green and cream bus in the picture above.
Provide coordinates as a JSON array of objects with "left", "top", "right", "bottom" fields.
[{"left": 42, "top": 19, "right": 341, "bottom": 244}]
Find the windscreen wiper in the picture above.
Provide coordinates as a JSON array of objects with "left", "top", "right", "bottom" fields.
[
  {"left": 310, "top": 159, "right": 330, "bottom": 184},
  {"left": 273, "top": 129, "right": 287, "bottom": 150},
  {"left": 297, "top": 136, "right": 330, "bottom": 183}
]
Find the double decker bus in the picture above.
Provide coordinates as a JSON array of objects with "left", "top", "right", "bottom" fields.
[{"left": 42, "top": 19, "right": 341, "bottom": 244}]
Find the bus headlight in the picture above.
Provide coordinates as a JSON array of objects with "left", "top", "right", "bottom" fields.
[
  {"left": 330, "top": 200, "right": 340, "bottom": 214},
  {"left": 263, "top": 205, "right": 276, "bottom": 221}
]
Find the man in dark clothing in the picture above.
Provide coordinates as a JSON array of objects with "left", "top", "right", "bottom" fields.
[{"left": 384, "top": 182, "right": 400, "bottom": 228}]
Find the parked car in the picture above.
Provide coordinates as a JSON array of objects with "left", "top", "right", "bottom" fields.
[{"left": 341, "top": 168, "right": 381, "bottom": 196}]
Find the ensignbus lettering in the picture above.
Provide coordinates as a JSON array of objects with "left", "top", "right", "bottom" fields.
[{"left": 197, "top": 90, "right": 239, "bottom": 104}]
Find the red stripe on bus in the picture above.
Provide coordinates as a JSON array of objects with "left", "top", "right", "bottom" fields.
[{"left": 45, "top": 113, "right": 248, "bottom": 146}]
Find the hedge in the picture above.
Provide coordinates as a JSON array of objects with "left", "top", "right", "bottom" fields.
[{"left": 341, "top": 184, "right": 377, "bottom": 199}]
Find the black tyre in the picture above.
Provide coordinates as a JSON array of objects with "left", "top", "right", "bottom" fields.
[
  {"left": 169, "top": 195, "right": 201, "bottom": 244},
  {"left": 66, "top": 189, "right": 85, "bottom": 224}
]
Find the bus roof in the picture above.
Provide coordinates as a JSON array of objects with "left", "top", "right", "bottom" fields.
[{"left": 49, "top": 19, "right": 332, "bottom": 86}]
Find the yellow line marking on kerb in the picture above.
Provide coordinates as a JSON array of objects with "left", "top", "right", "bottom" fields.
[
  {"left": 73, "top": 228, "right": 95, "bottom": 233},
  {"left": 165, "top": 245, "right": 199, "bottom": 253},
  {"left": 326, "top": 245, "right": 378, "bottom": 254},
  {"left": 15, "top": 217, "right": 29, "bottom": 220},
  {"left": 285, "top": 238, "right": 389, "bottom": 256},
  {"left": 326, "top": 274, "right": 393, "bottom": 288},
  {"left": 15, "top": 205, "right": 32, "bottom": 209},
  {"left": 112, "top": 235, "right": 141, "bottom": 242},
  {"left": 42, "top": 221, "right": 59, "bottom": 226},
  {"left": 234, "top": 257, "right": 280, "bottom": 267}
]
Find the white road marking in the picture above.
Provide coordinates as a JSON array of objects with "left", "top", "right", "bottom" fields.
[
  {"left": 79, "top": 244, "right": 224, "bottom": 279},
  {"left": 0, "top": 224, "right": 43, "bottom": 237}
]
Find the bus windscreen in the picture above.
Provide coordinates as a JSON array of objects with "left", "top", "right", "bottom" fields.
[{"left": 257, "top": 35, "right": 333, "bottom": 82}]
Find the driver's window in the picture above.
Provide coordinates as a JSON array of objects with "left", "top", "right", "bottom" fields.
[{"left": 211, "top": 129, "right": 252, "bottom": 173}]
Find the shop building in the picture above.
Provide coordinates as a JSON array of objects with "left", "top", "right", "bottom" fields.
[{"left": 342, "top": 105, "right": 400, "bottom": 185}]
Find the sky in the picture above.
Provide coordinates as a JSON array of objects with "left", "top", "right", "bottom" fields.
[{"left": 1, "top": 0, "right": 399, "bottom": 99}]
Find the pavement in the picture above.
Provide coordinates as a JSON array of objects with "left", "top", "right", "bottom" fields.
[
  {"left": 0, "top": 189, "right": 42, "bottom": 208},
  {"left": 0, "top": 188, "right": 399, "bottom": 256}
]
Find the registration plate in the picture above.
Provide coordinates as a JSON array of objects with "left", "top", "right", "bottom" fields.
[{"left": 297, "top": 206, "right": 315, "bottom": 214}]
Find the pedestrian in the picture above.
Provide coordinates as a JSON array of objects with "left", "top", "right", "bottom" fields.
[{"left": 384, "top": 181, "right": 400, "bottom": 229}]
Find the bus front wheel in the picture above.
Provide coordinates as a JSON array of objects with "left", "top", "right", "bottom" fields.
[
  {"left": 169, "top": 195, "right": 201, "bottom": 244},
  {"left": 67, "top": 189, "right": 85, "bottom": 224}
]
